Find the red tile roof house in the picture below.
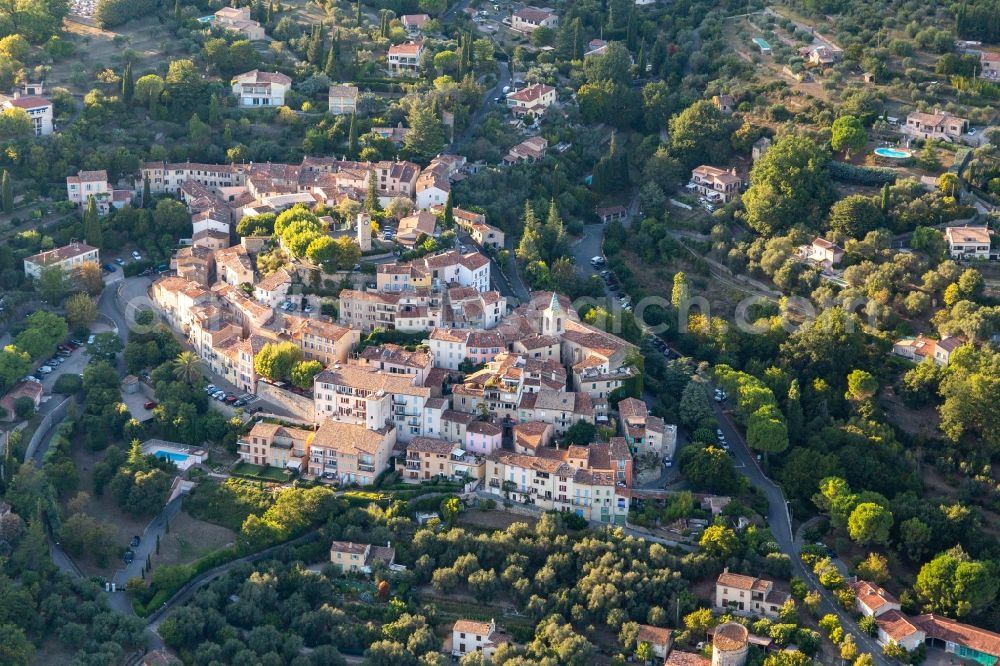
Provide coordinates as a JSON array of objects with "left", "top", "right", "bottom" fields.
[
  {"left": 503, "top": 136, "right": 548, "bottom": 165},
  {"left": 914, "top": 614, "right": 1000, "bottom": 664},
  {"left": 505, "top": 83, "right": 556, "bottom": 118},
  {"left": 387, "top": 41, "right": 424, "bottom": 76},
  {"left": 689, "top": 165, "right": 741, "bottom": 203},
  {"left": 635, "top": 624, "right": 674, "bottom": 660},
  {"left": 595, "top": 205, "right": 627, "bottom": 223},
  {"left": 401, "top": 13, "right": 430, "bottom": 36},
  {"left": 0, "top": 381, "right": 43, "bottom": 421},
  {"left": 848, "top": 579, "right": 900, "bottom": 617},
  {"left": 511, "top": 6, "right": 558, "bottom": 33},
  {"left": 231, "top": 70, "right": 292, "bottom": 107},
  {"left": 876, "top": 609, "right": 925, "bottom": 652}
]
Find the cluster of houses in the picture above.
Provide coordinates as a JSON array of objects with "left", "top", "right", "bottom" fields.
[
  {"left": 149, "top": 199, "right": 665, "bottom": 516},
  {"left": 714, "top": 570, "right": 1000, "bottom": 665}
]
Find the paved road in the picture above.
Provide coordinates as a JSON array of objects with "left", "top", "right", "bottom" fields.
[
  {"left": 453, "top": 60, "right": 510, "bottom": 151},
  {"left": 713, "top": 398, "right": 891, "bottom": 666}
]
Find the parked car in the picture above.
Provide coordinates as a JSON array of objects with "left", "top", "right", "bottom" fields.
[
  {"left": 114, "top": 258, "right": 124, "bottom": 266},
  {"left": 131, "top": 251, "right": 141, "bottom": 260},
  {"left": 38, "top": 366, "right": 52, "bottom": 374},
  {"left": 205, "top": 384, "right": 216, "bottom": 393},
  {"left": 224, "top": 395, "right": 238, "bottom": 404},
  {"left": 129, "top": 535, "right": 141, "bottom": 548},
  {"left": 103, "top": 263, "right": 116, "bottom": 272},
  {"left": 123, "top": 550, "right": 135, "bottom": 564},
  {"left": 143, "top": 401, "right": 157, "bottom": 410},
  {"left": 233, "top": 399, "right": 247, "bottom": 407},
  {"left": 87, "top": 335, "right": 96, "bottom": 345},
  {"left": 304, "top": 304, "right": 313, "bottom": 313}
]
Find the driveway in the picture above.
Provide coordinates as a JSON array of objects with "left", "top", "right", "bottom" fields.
[{"left": 111, "top": 497, "right": 184, "bottom": 588}]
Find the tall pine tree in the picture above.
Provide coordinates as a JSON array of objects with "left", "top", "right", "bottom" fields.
[
  {"left": 142, "top": 175, "right": 151, "bottom": 209},
  {"left": 516, "top": 202, "right": 542, "bottom": 263},
  {"left": 83, "top": 196, "right": 102, "bottom": 248},
  {"left": 122, "top": 61, "right": 134, "bottom": 103},
  {"left": 542, "top": 199, "right": 567, "bottom": 262},
  {"left": 443, "top": 190, "right": 454, "bottom": 228},
  {"left": 364, "top": 170, "right": 381, "bottom": 213},
  {"left": 347, "top": 113, "right": 358, "bottom": 157},
  {"left": 1, "top": 170, "right": 12, "bottom": 214}
]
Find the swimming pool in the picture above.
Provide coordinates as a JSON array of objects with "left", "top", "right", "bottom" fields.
[
  {"left": 753, "top": 37, "right": 771, "bottom": 50},
  {"left": 197, "top": 16, "right": 215, "bottom": 23},
  {"left": 874, "top": 147, "right": 912, "bottom": 159},
  {"left": 155, "top": 450, "right": 189, "bottom": 463}
]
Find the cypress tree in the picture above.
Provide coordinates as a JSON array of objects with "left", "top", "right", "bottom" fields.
[
  {"left": 626, "top": 5, "right": 637, "bottom": 51},
  {"left": 307, "top": 24, "right": 322, "bottom": 63},
  {"left": 122, "top": 61, "right": 134, "bottom": 102},
  {"left": 142, "top": 175, "right": 151, "bottom": 208},
  {"left": 1, "top": 170, "right": 12, "bottom": 214},
  {"left": 637, "top": 40, "right": 646, "bottom": 75},
  {"left": 365, "top": 170, "right": 381, "bottom": 212},
  {"left": 174, "top": 0, "right": 180, "bottom": 20},
  {"left": 324, "top": 44, "right": 336, "bottom": 77},
  {"left": 880, "top": 182, "right": 891, "bottom": 212},
  {"left": 444, "top": 190, "right": 454, "bottom": 228},
  {"left": 347, "top": 113, "right": 358, "bottom": 157},
  {"left": 356, "top": 0, "right": 362, "bottom": 26},
  {"left": 84, "top": 196, "right": 102, "bottom": 248}
]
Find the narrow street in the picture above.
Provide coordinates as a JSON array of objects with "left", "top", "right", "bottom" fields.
[{"left": 713, "top": 399, "right": 892, "bottom": 666}]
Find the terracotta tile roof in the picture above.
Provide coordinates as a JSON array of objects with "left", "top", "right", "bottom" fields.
[
  {"left": 429, "top": 328, "right": 471, "bottom": 343},
  {"left": 665, "top": 652, "right": 710, "bottom": 666},
  {"left": 913, "top": 614, "right": 1000, "bottom": 657},
  {"left": 314, "top": 364, "right": 429, "bottom": 397},
  {"left": 717, "top": 570, "right": 760, "bottom": 591},
  {"left": 442, "top": 409, "right": 477, "bottom": 425},
  {"left": 514, "top": 6, "right": 554, "bottom": 22},
  {"left": 453, "top": 619, "right": 493, "bottom": 636},
  {"left": 849, "top": 580, "right": 898, "bottom": 614},
  {"left": 330, "top": 540, "right": 369, "bottom": 555},
  {"left": 388, "top": 41, "right": 424, "bottom": 56},
  {"left": 467, "top": 420, "right": 502, "bottom": 436},
  {"left": 489, "top": 450, "right": 575, "bottom": 476},
  {"left": 637, "top": 624, "right": 672, "bottom": 646},
  {"left": 877, "top": 610, "right": 923, "bottom": 643},
  {"left": 257, "top": 268, "right": 292, "bottom": 292},
  {"left": 408, "top": 437, "right": 456, "bottom": 455},
  {"left": 6, "top": 95, "right": 49, "bottom": 109},
  {"left": 945, "top": 225, "right": 990, "bottom": 245},
  {"left": 234, "top": 69, "right": 292, "bottom": 85},
  {"left": 310, "top": 420, "right": 391, "bottom": 455},
  {"left": 507, "top": 83, "right": 555, "bottom": 103},
  {"left": 713, "top": 623, "right": 748, "bottom": 651},
  {"left": 25, "top": 242, "right": 97, "bottom": 266},
  {"left": 401, "top": 13, "right": 429, "bottom": 27},
  {"left": 328, "top": 84, "right": 359, "bottom": 100}
]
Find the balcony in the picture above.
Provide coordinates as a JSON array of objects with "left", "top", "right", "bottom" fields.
[
  {"left": 237, "top": 443, "right": 249, "bottom": 453},
  {"left": 405, "top": 461, "right": 421, "bottom": 471},
  {"left": 358, "top": 463, "right": 376, "bottom": 473}
]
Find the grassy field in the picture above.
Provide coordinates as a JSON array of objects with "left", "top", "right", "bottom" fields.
[{"left": 231, "top": 461, "right": 293, "bottom": 482}]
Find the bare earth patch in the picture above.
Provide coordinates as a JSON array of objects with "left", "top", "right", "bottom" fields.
[
  {"left": 153, "top": 511, "right": 237, "bottom": 568},
  {"left": 68, "top": 445, "right": 150, "bottom": 577},
  {"left": 457, "top": 509, "right": 538, "bottom": 531}
]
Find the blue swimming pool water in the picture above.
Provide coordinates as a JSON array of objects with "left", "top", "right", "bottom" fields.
[
  {"left": 874, "top": 147, "right": 911, "bottom": 159},
  {"left": 197, "top": 16, "right": 215, "bottom": 23},
  {"left": 155, "top": 450, "right": 188, "bottom": 463}
]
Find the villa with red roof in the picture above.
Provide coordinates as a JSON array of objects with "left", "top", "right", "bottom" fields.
[
  {"left": 2, "top": 94, "right": 53, "bottom": 135},
  {"left": 511, "top": 6, "right": 558, "bottom": 33},
  {"left": 506, "top": 83, "right": 556, "bottom": 117},
  {"left": 387, "top": 41, "right": 424, "bottom": 75}
]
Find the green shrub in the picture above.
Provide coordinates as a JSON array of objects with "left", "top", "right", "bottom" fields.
[{"left": 827, "top": 161, "right": 897, "bottom": 185}]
